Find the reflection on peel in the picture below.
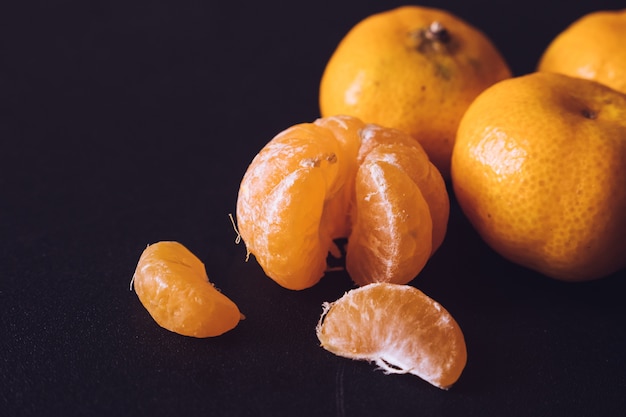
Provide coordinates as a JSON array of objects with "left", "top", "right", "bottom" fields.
[{"left": 472, "top": 127, "right": 527, "bottom": 177}]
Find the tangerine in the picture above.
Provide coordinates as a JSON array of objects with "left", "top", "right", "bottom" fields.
[
  {"left": 537, "top": 9, "right": 626, "bottom": 95},
  {"left": 316, "top": 282, "right": 467, "bottom": 389},
  {"left": 132, "top": 241, "right": 243, "bottom": 337},
  {"left": 451, "top": 72, "right": 626, "bottom": 281},
  {"left": 319, "top": 5, "right": 511, "bottom": 178},
  {"left": 236, "top": 115, "right": 449, "bottom": 290}
]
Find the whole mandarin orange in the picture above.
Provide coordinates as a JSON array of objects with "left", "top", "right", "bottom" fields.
[
  {"left": 451, "top": 72, "right": 626, "bottom": 281},
  {"left": 538, "top": 9, "right": 626, "bottom": 95},
  {"left": 319, "top": 5, "right": 511, "bottom": 178},
  {"left": 236, "top": 115, "right": 448, "bottom": 290}
]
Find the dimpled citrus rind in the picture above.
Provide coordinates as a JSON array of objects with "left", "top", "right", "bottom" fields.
[
  {"left": 537, "top": 9, "right": 626, "bottom": 95},
  {"left": 452, "top": 72, "right": 626, "bottom": 281},
  {"left": 319, "top": 5, "right": 512, "bottom": 178}
]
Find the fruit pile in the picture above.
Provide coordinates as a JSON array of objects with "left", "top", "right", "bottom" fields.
[{"left": 131, "top": 6, "right": 626, "bottom": 390}]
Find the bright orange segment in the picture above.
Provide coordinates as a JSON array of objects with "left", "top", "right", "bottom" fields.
[
  {"left": 132, "top": 241, "right": 243, "bottom": 337},
  {"left": 236, "top": 115, "right": 449, "bottom": 290},
  {"left": 346, "top": 156, "right": 433, "bottom": 286},
  {"left": 236, "top": 123, "right": 344, "bottom": 290},
  {"left": 316, "top": 282, "right": 467, "bottom": 389}
]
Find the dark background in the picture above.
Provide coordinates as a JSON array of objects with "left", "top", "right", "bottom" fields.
[{"left": 2, "top": 1, "right": 625, "bottom": 416}]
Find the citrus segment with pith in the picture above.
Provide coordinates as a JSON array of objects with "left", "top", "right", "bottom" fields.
[{"left": 316, "top": 282, "right": 467, "bottom": 389}]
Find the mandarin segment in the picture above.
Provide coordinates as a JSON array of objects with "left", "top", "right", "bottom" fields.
[
  {"left": 346, "top": 159, "right": 433, "bottom": 286},
  {"left": 254, "top": 167, "right": 331, "bottom": 290},
  {"left": 313, "top": 116, "right": 363, "bottom": 240},
  {"left": 236, "top": 115, "right": 449, "bottom": 290},
  {"left": 132, "top": 241, "right": 242, "bottom": 337},
  {"left": 356, "top": 124, "right": 449, "bottom": 253},
  {"left": 236, "top": 124, "right": 347, "bottom": 290},
  {"left": 316, "top": 283, "right": 467, "bottom": 389}
]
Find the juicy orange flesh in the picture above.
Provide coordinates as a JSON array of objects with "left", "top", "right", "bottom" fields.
[
  {"left": 236, "top": 115, "right": 449, "bottom": 289},
  {"left": 355, "top": 124, "right": 449, "bottom": 254},
  {"left": 346, "top": 159, "right": 432, "bottom": 286},
  {"left": 316, "top": 282, "right": 467, "bottom": 389},
  {"left": 133, "top": 241, "right": 242, "bottom": 337},
  {"left": 236, "top": 124, "right": 344, "bottom": 289}
]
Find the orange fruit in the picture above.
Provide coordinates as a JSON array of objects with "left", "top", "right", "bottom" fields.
[
  {"left": 236, "top": 115, "right": 449, "bottom": 290},
  {"left": 316, "top": 282, "right": 467, "bottom": 389},
  {"left": 451, "top": 72, "right": 626, "bottom": 281},
  {"left": 132, "top": 241, "right": 243, "bottom": 337},
  {"left": 537, "top": 9, "right": 626, "bottom": 95},
  {"left": 319, "top": 5, "right": 512, "bottom": 178}
]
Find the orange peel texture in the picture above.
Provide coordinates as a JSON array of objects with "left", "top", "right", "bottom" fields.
[{"left": 319, "top": 5, "right": 512, "bottom": 178}]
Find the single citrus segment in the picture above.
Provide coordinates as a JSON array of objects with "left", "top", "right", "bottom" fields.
[
  {"left": 316, "top": 282, "right": 467, "bottom": 389},
  {"left": 537, "top": 9, "right": 626, "bottom": 95},
  {"left": 236, "top": 115, "right": 449, "bottom": 290},
  {"left": 319, "top": 5, "right": 511, "bottom": 178},
  {"left": 132, "top": 241, "right": 243, "bottom": 337},
  {"left": 452, "top": 72, "right": 626, "bottom": 281},
  {"left": 346, "top": 148, "right": 433, "bottom": 286}
]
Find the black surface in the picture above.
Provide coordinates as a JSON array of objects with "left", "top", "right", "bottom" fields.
[{"left": 2, "top": 1, "right": 626, "bottom": 416}]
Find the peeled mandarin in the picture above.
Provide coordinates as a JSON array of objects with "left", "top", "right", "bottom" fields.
[{"left": 236, "top": 115, "right": 449, "bottom": 290}]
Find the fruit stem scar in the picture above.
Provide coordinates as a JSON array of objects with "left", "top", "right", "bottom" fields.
[
  {"left": 413, "top": 21, "right": 455, "bottom": 55},
  {"left": 581, "top": 108, "right": 597, "bottom": 119},
  {"left": 425, "top": 21, "right": 450, "bottom": 43}
]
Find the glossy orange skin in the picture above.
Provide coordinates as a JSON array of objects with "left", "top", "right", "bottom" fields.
[
  {"left": 319, "top": 5, "right": 511, "bottom": 178},
  {"left": 132, "top": 241, "right": 242, "bottom": 337},
  {"left": 452, "top": 72, "right": 626, "bottom": 281},
  {"left": 236, "top": 115, "right": 449, "bottom": 290},
  {"left": 538, "top": 9, "right": 626, "bottom": 94}
]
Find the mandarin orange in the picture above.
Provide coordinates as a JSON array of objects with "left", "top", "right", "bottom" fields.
[
  {"left": 132, "top": 241, "right": 243, "bottom": 337},
  {"left": 451, "top": 72, "right": 626, "bottom": 281},
  {"left": 316, "top": 282, "right": 467, "bottom": 389},
  {"left": 236, "top": 115, "right": 448, "bottom": 290},
  {"left": 538, "top": 9, "right": 626, "bottom": 95},
  {"left": 319, "top": 5, "right": 511, "bottom": 178}
]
